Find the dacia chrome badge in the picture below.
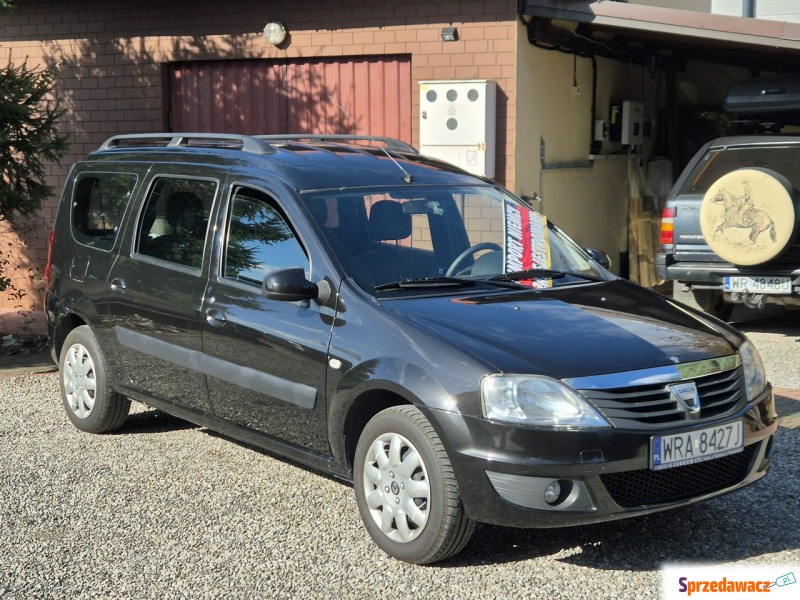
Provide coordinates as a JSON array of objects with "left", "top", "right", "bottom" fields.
[{"left": 668, "top": 381, "right": 701, "bottom": 415}]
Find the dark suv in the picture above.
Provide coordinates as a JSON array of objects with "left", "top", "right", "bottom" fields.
[
  {"left": 657, "top": 136, "right": 800, "bottom": 320},
  {"left": 46, "top": 133, "right": 776, "bottom": 564}
]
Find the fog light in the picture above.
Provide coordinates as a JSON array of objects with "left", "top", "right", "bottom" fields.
[{"left": 544, "top": 481, "right": 561, "bottom": 505}]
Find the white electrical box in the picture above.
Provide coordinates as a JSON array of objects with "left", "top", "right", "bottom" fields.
[
  {"left": 419, "top": 80, "right": 496, "bottom": 178},
  {"left": 622, "top": 100, "right": 644, "bottom": 145},
  {"left": 610, "top": 100, "right": 644, "bottom": 146},
  {"left": 594, "top": 119, "right": 609, "bottom": 142}
]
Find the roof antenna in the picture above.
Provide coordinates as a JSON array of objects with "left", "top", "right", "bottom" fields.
[{"left": 328, "top": 95, "right": 413, "bottom": 183}]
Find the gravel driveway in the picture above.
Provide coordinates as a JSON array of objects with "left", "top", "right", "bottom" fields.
[
  {"left": 3, "top": 310, "right": 800, "bottom": 599},
  {"left": 1, "top": 370, "right": 798, "bottom": 600}
]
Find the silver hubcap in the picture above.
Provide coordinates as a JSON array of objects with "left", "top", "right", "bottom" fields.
[
  {"left": 362, "top": 432, "right": 430, "bottom": 543},
  {"left": 62, "top": 342, "right": 97, "bottom": 419}
]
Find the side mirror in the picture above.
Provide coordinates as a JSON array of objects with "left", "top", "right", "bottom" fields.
[
  {"left": 584, "top": 247, "right": 611, "bottom": 270},
  {"left": 262, "top": 268, "right": 319, "bottom": 302}
]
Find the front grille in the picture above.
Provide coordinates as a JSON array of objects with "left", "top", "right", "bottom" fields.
[
  {"left": 579, "top": 366, "right": 746, "bottom": 429},
  {"left": 600, "top": 444, "right": 756, "bottom": 507}
]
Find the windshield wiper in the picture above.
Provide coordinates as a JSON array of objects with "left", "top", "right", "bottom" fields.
[
  {"left": 375, "top": 276, "right": 530, "bottom": 292},
  {"left": 489, "top": 269, "right": 606, "bottom": 283},
  {"left": 374, "top": 276, "right": 477, "bottom": 291}
]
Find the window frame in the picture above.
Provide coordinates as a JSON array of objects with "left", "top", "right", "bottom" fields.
[
  {"left": 132, "top": 174, "right": 220, "bottom": 273},
  {"left": 69, "top": 171, "right": 139, "bottom": 252},
  {"left": 218, "top": 185, "right": 311, "bottom": 290}
]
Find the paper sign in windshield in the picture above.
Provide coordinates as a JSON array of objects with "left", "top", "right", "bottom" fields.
[{"left": 503, "top": 201, "right": 551, "bottom": 288}]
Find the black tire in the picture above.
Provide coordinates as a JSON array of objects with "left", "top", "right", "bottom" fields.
[
  {"left": 59, "top": 325, "right": 130, "bottom": 433},
  {"left": 353, "top": 405, "right": 475, "bottom": 564},
  {"left": 692, "top": 289, "right": 734, "bottom": 322}
]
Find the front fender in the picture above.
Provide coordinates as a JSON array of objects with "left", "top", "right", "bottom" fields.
[{"left": 326, "top": 356, "right": 482, "bottom": 477}]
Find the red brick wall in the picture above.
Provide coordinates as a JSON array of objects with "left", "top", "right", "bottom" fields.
[{"left": 0, "top": 0, "right": 517, "bottom": 312}]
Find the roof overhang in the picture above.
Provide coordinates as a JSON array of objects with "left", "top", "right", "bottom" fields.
[{"left": 518, "top": 0, "right": 800, "bottom": 72}]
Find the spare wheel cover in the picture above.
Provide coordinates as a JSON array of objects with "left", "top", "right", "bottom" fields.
[{"left": 699, "top": 167, "right": 799, "bottom": 266}]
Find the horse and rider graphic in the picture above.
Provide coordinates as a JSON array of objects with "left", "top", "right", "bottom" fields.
[
  {"left": 711, "top": 181, "right": 776, "bottom": 246},
  {"left": 700, "top": 167, "right": 796, "bottom": 266}
]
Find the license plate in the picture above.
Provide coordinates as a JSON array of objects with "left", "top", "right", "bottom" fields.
[
  {"left": 724, "top": 275, "right": 792, "bottom": 294},
  {"left": 650, "top": 421, "right": 743, "bottom": 471}
]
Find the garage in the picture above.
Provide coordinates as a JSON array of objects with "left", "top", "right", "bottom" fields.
[
  {"left": 168, "top": 55, "right": 412, "bottom": 140},
  {"left": 517, "top": 1, "right": 800, "bottom": 173},
  {"left": 513, "top": 1, "right": 800, "bottom": 286}
]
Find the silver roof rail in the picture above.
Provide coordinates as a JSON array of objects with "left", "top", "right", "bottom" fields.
[
  {"left": 256, "top": 134, "right": 418, "bottom": 154},
  {"left": 98, "top": 133, "right": 275, "bottom": 155}
]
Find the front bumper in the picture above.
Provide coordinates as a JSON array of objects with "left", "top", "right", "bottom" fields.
[{"left": 422, "top": 386, "right": 776, "bottom": 529}]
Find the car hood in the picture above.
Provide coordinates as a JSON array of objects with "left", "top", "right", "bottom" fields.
[{"left": 382, "top": 280, "right": 740, "bottom": 380}]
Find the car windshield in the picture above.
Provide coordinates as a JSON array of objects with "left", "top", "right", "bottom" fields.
[{"left": 303, "top": 185, "right": 604, "bottom": 294}]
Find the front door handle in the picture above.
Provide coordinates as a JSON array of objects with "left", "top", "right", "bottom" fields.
[
  {"left": 205, "top": 308, "right": 227, "bottom": 327},
  {"left": 109, "top": 278, "right": 126, "bottom": 293}
]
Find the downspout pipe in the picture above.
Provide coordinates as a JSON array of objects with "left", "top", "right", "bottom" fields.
[
  {"left": 590, "top": 55, "right": 600, "bottom": 155},
  {"left": 743, "top": 0, "right": 756, "bottom": 18}
]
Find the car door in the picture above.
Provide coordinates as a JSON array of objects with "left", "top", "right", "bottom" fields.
[
  {"left": 56, "top": 166, "right": 141, "bottom": 352},
  {"left": 106, "top": 171, "right": 219, "bottom": 414},
  {"left": 201, "top": 183, "right": 333, "bottom": 454}
]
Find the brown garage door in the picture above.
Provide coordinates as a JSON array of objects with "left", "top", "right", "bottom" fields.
[{"left": 169, "top": 56, "right": 411, "bottom": 142}]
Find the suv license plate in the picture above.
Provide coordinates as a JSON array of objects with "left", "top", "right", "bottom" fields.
[
  {"left": 650, "top": 421, "right": 743, "bottom": 471},
  {"left": 724, "top": 275, "right": 792, "bottom": 294}
]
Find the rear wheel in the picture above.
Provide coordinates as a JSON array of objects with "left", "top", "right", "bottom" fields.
[
  {"left": 353, "top": 405, "right": 475, "bottom": 564},
  {"left": 59, "top": 325, "right": 130, "bottom": 433}
]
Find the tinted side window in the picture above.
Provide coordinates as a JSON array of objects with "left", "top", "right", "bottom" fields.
[
  {"left": 71, "top": 173, "right": 137, "bottom": 251},
  {"left": 137, "top": 177, "right": 217, "bottom": 269},
  {"left": 681, "top": 146, "right": 800, "bottom": 194},
  {"left": 223, "top": 189, "right": 309, "bottom": 285}
]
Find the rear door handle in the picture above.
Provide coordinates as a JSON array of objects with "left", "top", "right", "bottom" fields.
[
  {"left": 109, "top": 278, "right": 126, "bottom": 293},
  {"left": 205, "top": 308, "right": 227, "bottom": 327}
]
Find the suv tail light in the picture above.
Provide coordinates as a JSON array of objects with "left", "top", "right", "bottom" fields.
[
  {"left": 660, "top": 207, "right": 675, "bottom": 249},
  {"left": 45, "top": 229, "right": 55, "bottom": 287}
]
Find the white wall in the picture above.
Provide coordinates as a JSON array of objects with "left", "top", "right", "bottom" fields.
[
  {"left": 710, "top": 0, "right": 748, "bottom": 16},
  {"left": 755, "top": 0, "right": 800, "bottom": 22},
  {"left": 640, "top": 0, "right": 800, "bottom": 21},
  {"left": 632, "top": 0, "right": 713, "bottom": 11}
]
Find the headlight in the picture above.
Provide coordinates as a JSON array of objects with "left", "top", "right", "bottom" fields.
[
  {"left": 481, "top": 374, "right": 610, "bottom": 428},
  {"left": 739, "top": 340, "right": 768, "bottom": 401}
]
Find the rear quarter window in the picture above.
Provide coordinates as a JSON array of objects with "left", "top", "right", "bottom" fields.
[{"left": 71, "top": 173, "right": 137, "bottom": 251}]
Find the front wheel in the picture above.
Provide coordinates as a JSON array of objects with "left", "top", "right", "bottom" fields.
[
  {"left": 59, "top": 325, "right": 130, "bottom": 433},
  {"left": 353, "top": 405, "right": 475, "bottom": 564}
]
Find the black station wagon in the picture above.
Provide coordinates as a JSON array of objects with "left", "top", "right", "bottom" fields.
[{"left": 45, "top": 133, "right": 777, "bottom": 564}]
